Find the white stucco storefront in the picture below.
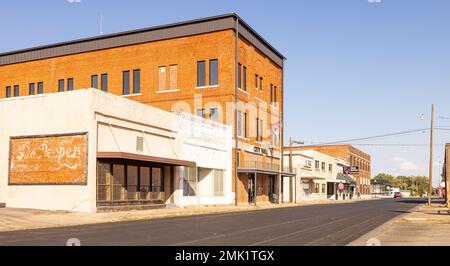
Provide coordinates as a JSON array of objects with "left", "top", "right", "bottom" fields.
[{"left": 0, "top": 89, "right": 232, "bottom": 212}]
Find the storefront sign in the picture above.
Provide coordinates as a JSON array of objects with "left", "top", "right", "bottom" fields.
[{"left": 9, "top": 133, "right": 88, "bottom": 185}]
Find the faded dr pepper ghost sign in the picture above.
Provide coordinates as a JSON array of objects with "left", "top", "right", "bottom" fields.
[{"left": 9, "top": 133, "right": 88, "bottom": 185}]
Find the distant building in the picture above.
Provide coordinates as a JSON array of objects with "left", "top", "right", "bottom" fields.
[{"left": 285, "top": 145, "right": 372, "bottom": 197}]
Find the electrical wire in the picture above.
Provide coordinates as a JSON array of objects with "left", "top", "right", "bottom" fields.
[{"left": 317, "top": 128, "right": 430, "bottom": 145}]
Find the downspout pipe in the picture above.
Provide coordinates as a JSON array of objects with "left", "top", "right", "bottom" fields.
[{"left": 234, "top": 17, "right": 239, "bottom": 206}]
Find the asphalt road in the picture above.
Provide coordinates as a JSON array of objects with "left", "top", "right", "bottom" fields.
[{"left": 0, "top": 199, "right": 423, "bottom": 246}]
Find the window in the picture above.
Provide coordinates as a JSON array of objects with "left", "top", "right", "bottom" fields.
[
  {"left": 259, "top": 77, "right": 263, "bottom": 92},
  {"left": 259, "top": 119, "right": 264, "bottom": 141},
  {"left": 315, "top": 183, "right": 320, "bottom": 193},
  {"left": 127, "top": 166, "right": 138, "bottom": 200},
  {"left": 101, "top": 74, "right": 108, "bottom": 92},
  {"left": 140, "top": 167, "right": 151, "bottom": 200},
  {"left": 151, "top": 168, "right": 163, "bottom": 192},
  {"left": 58, "top": 79, "right": 64, "bottom": 92},
  {"left": 322, "top": 184, "right": 326, "bottom": 194},
  {"left": 256, "top": 118, "right": 260, "bottom": 141},
  {"left": 244, "top": 112, "right": 248, "bottom": 138},
  {"left": 242, "top": 66, "right": 247, "bottom": 90},
  {"left": 197, "top": 61, "right": 206, "bottom": 87},
  {"left": 255, "top": 74, "right": 259, "bottom": 90},
  {"left": 197, "top": 108, "right": 206, "bottom": 118},
  {"left": 329, "top": 164, "right": 333, "bottom": 172},
  {"left": 183, "top": 167, "right": 198, "bottom": 197},
  {"left": 321, "top": 162, "right": 326, "bottom": 171},
  {"left": 210, "top": 107, "right": 218, "bottom": 122},
  {"left": 274, "top": 86, "right": 277, "bottom": 104},
  {"left": 13, "top": 85, "right": 19, "bottom": 97},
  {"left": 209, "top": 59, "right": 218, "bottom": 86},
  {"left": 270, "top": 84, "right": 274, "bottom": 103},
  {"left": 237, "top": 111, "right": 242, "bottom": 136},
  {"left": 5, "top": 86, "right": 11, "bottom": 98},
  {"left": 123, "top": 71, "right": 130, "bottom": 95},
  {"left": 315, "top": 160, "right": 320, "bottom": 169},
  {"left": 37, "top": 82, "right": 43, "bottom": 94},
  {"left": 214, "top": 169, "right": 225, "bottom": 196},
  {"left": 169, "top": 65, "right": 178, "bottom": 90},
  {"left": 133, "top": 69, "right": 140, "bottom": 94},
  {"left": 237, "top": 63, "right": 242, "bottom": 89},
  {"left": 29, "top": 83, "right": 35, "bottom": 95},
  {"left": 67, "top": 78, "right": 74, "bottom": 91},
  {"left": 158, "top": 66, "right": 166, "bottom": 91},
  {"left": 91, "top": 75, "right": 98, "bottom": 89}
]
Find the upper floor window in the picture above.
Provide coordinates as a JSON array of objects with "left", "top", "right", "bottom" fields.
[
  {"left": 197, "top": 61, "right": 206, "bottom": 87},
  {"left": 255, "top": 74, "right": 259, "bottom": 90},
  {"left": 210, "top": 107, "right": 218, "bottom": 122},
  {"left": 133, "top": 69, "right": 140, "bottom": 94},
  {"left": 243, "top": 66, "right": 247, "bottom": 90},
  {"left": 259, "top": 77, "right": 263, "bottom": 92},
  {"left": 170, "top": 65, "right": 178, "bottom": 90},
  {"left": 209, "top": 59, "right": 218, "bottom": 86},
  {"left": 29, "top": 83, "right": 35, "bottom": 95},
  {"left": 321, "top": 162, "right": 326, "bottom": 171},
  {"left": 13, "top": 85, "right": 19, "bottom": 97},
  {"left": 123, "top": 71, "right": 130, "bottom": 95},
  {"left": 101, "top": 74, "right": 108, "bottom": 92},
  {"left": 237, "top": 63, "right": 242, "bottom": 89},
  {"left": 37, "top": 82, "right": 43, "bottom": 94},
  {"left": 67, "top": 78, "right": 74, "bottom": 91},
  {"left": 244, "top": 112, "right": 248, "bottom": 138},
  {"left": 196, "top": 108, "right": 206, "bottom": 119},
  {"left": 58, "top": 79, "right": 64, "bottom": 92},
  {"left": 315, "top": 160, "right": 320, "bottom": 169},
  {"left": 91, "top": 75, "right": 99, "bottom": 89},
  {"left": 329, "top": 164, "right": 333, "bottom": 172},
  {"left": 158, "top": 66, "right": 166, "bottom": 91},
  {"left": 5, "top": 86, "right": 11, "bottom": 98}
]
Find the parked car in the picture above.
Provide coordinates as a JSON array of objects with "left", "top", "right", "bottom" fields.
[{"left": 393, "top": 192, "right": 402, "bottom": 198}]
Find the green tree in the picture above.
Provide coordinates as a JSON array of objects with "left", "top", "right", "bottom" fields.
[{"left": 373, "top": 173, "right": 395, "bottom": 184}]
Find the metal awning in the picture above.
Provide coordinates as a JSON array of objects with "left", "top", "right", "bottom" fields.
[
  {"left": 301, "top": 176, "right": 326, "bottom": 180},
  {"left": 337, "top": 173, "right": 357, "bottom": 185},
  {"left": 238, "top": 168, "right": 296, "bottom": 177},
  {"left": 97, "top": 152, "right": 196, "bottom": 168}
]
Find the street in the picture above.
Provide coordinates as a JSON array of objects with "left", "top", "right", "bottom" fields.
[{"left": 0, "top": 199, "right": 422, "bottom": 246}]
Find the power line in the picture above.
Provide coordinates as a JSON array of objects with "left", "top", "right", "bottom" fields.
[{"left": 317, "top": 128, "right": 430, "bottom": 145}]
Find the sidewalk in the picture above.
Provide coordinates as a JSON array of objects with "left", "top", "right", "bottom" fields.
[
  {"left": 0, "top": 198, "right": 376, "bottom": 232},
  {"left": 349, "top": 203, "right": 450, "bottom": 246}
]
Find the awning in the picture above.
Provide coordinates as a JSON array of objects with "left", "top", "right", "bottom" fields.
[
  {"left": 238, "top": 168, "right": 296, "bottom": 177},
  {"left": 97, "top": 152, "right": 196, "bottom": 168},
  {"left": 337, "top": 173, "right": 357, "bottom": 185},
  {"left": 301, "top": 176, "right": 326, "bottom": 180}
]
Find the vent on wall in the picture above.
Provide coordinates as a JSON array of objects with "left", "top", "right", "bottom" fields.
[{"left": 136, "top": 136, "right": 144, "bottom": 152}]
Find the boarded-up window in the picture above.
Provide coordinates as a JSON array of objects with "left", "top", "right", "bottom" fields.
[
  {"left": 113, "top": 164, "right": 125, "bottom": 201},
  {"left": 9, "top": 133, "right": 88, "bottom": 185},
  {"left": 169, "top": 65, "right": 178, "bottom": 90},
  {"left": 127, "top": 166, "right": 138, "bottom": 200},
  {"left": 158, "top": 66, "right": 166, "bottom": 91}
]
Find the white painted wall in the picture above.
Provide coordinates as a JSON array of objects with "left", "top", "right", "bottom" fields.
[
  {"left": 175, "top": 113, "right": 233, "bottom": 206},
  {"left": 0, "top": 89, "right": 233, "bottom": 212},
  {"left": 0, "top": 91, "right": 97, "bottom": 212}
]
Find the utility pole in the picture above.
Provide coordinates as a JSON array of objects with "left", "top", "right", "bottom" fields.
[{"left": 428, "top": 104, "right": 435, "bottom": 206}]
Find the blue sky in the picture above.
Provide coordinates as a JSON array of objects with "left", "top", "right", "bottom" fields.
[{"left": 1, "top": 0, "right": 450, "bottom": 185}]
